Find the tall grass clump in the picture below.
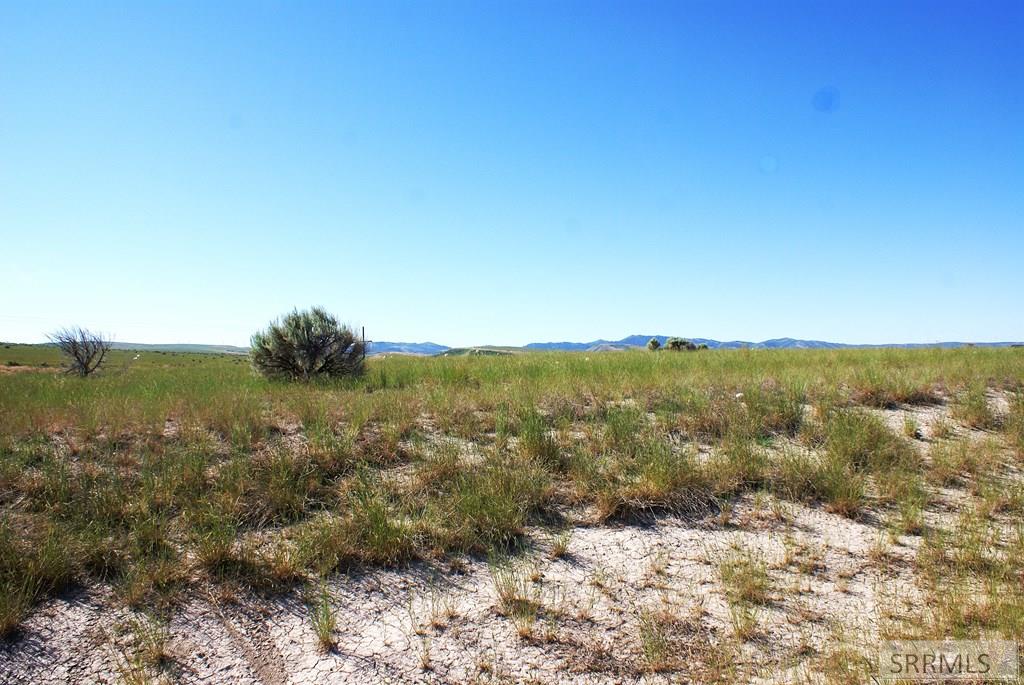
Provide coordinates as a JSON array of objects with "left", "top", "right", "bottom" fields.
[
  {"left": 823, "top": 409, "right": 917, "bottom": 473},
  {"left": 1006, "top": 393, "right": 1024, "bottom": 455},
  {"left": 345, "top": 472, "right": 417, "bottom": 566},
  {"left": 741, "top": 383, "right": 805, "bottom": 437},
  {"left": 951, "top": 385, "right": 999, "bottom": 430},
  {"left": 571, "top": 429, "right": 710, "bottom": 521},
  {"left": 850, "top": 368, "right": 940, "bottom": 408},
  {"left": 675, "top": 383, "right": 803, "bottom": 441},
  {"left": 516, "top": 407, "right": 561, "bottom": 467},
  {"left": 772, "top": 447, "right": 867, "bottom": 518},
  {"left": 0, "top": 519, "right": 76, "bottom": 636},
  {"left": 438, "top": 451, "right": 552, "bottom": 552},
  {"left": 929, "top": 437, "right": 1001, "bottom": 487},
  {"left": 783, "top": 407, "right": 919, "bottom": 516},
  {"left": 250, "top": 446, "right": 319, "bottom": 523},
  {"left": 787, "top": 408, "right": 917, "bottom": 516},
  {"left": 705, "top": 436, "right": 769, "bottom": 496}
]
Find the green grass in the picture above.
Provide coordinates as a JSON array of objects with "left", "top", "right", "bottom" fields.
[
  {"left": 1003, "top": 392, "right": 1024, "bottom": 454},
  {"left": 1, "top": 345, "right": 1023, "bottom": 636},
  {"left": 307, "top": 584, "right": 337, "bottom": 651},
  {"left": 637, "top": 607, "right": 682, "bottom": 672},
  {"left": 950, "top": 384, "right": 1000, "bottom": 430},
  {"left": 489, "top": 556, "right": 542, "bottom": 637},
  {"left": 718, "top": 544, "right": 772, "bottom": 605}
]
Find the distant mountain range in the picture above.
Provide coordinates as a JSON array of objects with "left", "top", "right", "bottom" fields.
[
  {"left": 366, "top": 341, "right": 449, "bottom": 356},
  {"left": 368, "top": 335, "right": 1023, "bottom": 356},
  {"left": 521, "top": 335, "right": 1023, "bottom": 353},
  {"left": 65, "top": 336, "right": 1022, "bottom": 356}
]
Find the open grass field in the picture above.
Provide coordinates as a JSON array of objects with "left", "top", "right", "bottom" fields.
[{"left": 1, "top": 346, "right": 1023, "bottom": 683}]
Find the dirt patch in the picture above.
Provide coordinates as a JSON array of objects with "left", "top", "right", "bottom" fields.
[
  {"left": 0, "top": 497, "right": 933, "bottom": 684},
  {"left": 0, "top": 365, "right": 60, "bottom": 375}
]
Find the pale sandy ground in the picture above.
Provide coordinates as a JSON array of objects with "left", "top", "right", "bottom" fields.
[{"left": 0, "top": 399, "right": 1017, "bottom": 684}]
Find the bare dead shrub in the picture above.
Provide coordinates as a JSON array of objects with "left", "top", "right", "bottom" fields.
[{"left": 48, "top": 327, "right": 111, "bottom": 377}]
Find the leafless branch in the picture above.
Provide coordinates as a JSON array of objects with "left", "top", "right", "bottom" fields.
[{"left": 48, "top": 327, "right": 112, "bottom": 377}]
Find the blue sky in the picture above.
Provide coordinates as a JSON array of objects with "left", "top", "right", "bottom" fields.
[{"left": 1, "top": 1, "right": 1021, "bottom": 347}]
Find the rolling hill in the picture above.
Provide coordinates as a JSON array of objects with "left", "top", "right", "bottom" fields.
[
  {"left": 522, "top": 336, "right": 1022, "bottom": 352},
  {"left": 23, "top": 336, "right": 1019, "bottom": 358}
]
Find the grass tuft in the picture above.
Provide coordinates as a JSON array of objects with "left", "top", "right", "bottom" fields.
[
  {"left": 719, "top": 545, "right": 772, "bottom": 605},
  {"left": 951, "top": 385, "right": 999, "bottom": 430},
  {"left": 489, "top": 557, "right": 541, "bottom": 638},
  {"left": 308, "top": 584, "right": 337, "bottom": 651}
]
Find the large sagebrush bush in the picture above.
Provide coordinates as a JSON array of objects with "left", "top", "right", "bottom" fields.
[{"left": 250, "top": 307, "right": 365, "bottom": 380}]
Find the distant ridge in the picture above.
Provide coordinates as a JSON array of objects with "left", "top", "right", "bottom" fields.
[
  {"left": 108, "top": 342, "right": 249, "bottom": 355},
  {"left": 52, "top": 336, "right": 1023, "bottom": 357},
  {"left": 367, "top": 341, "right": 448, "bottom": 356},
  {"left": 524, "top": 335, "right": 1023, "bottom": 352}
]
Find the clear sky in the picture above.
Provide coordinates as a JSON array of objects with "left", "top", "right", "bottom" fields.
[{"left": 2, "top": 1, "right": 1022, "bottom": 347}]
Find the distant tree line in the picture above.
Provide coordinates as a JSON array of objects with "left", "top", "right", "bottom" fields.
[{"left": 647, "top": 337, "right": 708, "bottom": 352}]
